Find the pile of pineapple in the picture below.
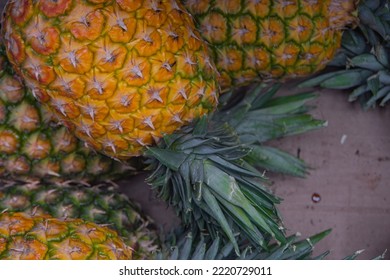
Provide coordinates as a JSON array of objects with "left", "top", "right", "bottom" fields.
[{"left": 0, "top": 0, "right": 380, "bottom": 260}]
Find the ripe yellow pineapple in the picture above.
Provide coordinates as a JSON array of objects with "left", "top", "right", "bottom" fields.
[
  {"left": 0, "top": 212, "right": 132, "bottom": 260},
  {"left": 0, "top": 179, "right": 159, "bottom": 259},
  {"left": 183, "top": 0, "right": 358, "bottom": 89},
  {"left": 3, "top": 0, "right": 218, "bottom": 159},
  {"left": 0, "top": 49, "right": 133, "bottom": 180}
]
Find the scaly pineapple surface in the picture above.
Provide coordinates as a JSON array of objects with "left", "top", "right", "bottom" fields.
[
  {"left": 0, "top": 212, "right": 132, "bottom": 259},
  {"left": 0, "top": 50, "right": 131, "bottom": 180},
  {"left": 0, "top": 179, "right": 159, "bottom": 259},
  {"left": 3, "top": 0, "right": 218, "bottom": 159},
  {"left": 183, "top": 0, "right": 357, "bottom": 89}
]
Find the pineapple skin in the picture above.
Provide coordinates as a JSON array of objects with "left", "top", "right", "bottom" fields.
[
  {"left": 183, "top": 0, "right": 358, "bottom": 89},
  {"left": 0, "top": 180, "right": 159, "bottom": 259},
  {"left": 0, "top": 52, "right": 132, "bottom": 181},
  {"left": 3, "top": 0, "right": 218, "bottom": 159},
  {"left": 0, "top": 212, "right": 132, "bottom": 260}
]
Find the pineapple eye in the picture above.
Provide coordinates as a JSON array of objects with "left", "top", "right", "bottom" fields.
[
  {"left": 38, "top": 33, "right": 46, "bottom": 44},
  {"left": 168, "top": 31, "right": 179, "bottom": 39},
  {"left": 177, "top": 88, "right": 188, "bottom": 100},
  {"left": 147, "top": 87, "right": 164, "bottom": 103},
  {"left": 103, "top": 138, "right": 117, "bottom": 153},
  {"left": 80, "top": 123, "right": 92, "bottom": 138},
  {"left": 110, "top": 120, "right": 124, "bottom": 133},
  {"left": 162, "top": 62, "right": 172, "bottom": 72},
  {"left": 142, "top": 116, "right": 155, "bottom": 130},
  {"left": 120, "top": 96, "right": 131, "bottom": 107},
  {"left": 130, "top": 64, "right": 143, "bottom": 78},
  {"left": 80, "top": 16, "right": 90, "bottom": 27},
  {"left": 116, "top": 18, "right": 128, "bottom": 32},
  {"left": 84, "top": 104, "right": 96, "bottom": 121},
  {"left": 67, "top": 51, "right": 78, "bottom": 68}
]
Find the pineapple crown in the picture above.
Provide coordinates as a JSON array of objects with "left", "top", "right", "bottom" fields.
[
  {"left": 216, "top": 83, "right": 326, "bottom": 177},
  {"left": 145, "top": 115, "right": 285, "bottom": 254},
  {"left": 155, "top": 227, "right": 333, "bottom": 260},
  {"left": 156, "top": 226, "right": 380, "bottom": 260},
  {"left": 144, "top": 82, "right": 326, "bottom": 255}
]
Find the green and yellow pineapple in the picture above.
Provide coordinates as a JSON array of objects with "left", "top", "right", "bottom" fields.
[
  {"left": 0, "top": 49, "right": 133, "bottom": 180},
  {"left": 0, "top": 212, "right": 132, "bottom": 259},
  {"left": 0, "top": 44, "right": 324, "bottom": 180},
  {"left": 183, "top": 0, "right": 358, "bottom": 89},
  {"left": 0, "top": 179, "right": 159, "bottom": 259},
  {"left": 3, "top": 0, "right": 218, "bottom": 159}
]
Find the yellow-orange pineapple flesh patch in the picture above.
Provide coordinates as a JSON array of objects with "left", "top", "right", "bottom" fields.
[
  {"left": 0, "top": 212, "right": 132, "bottom": 260},
  {"left": 183, "top": 0, "right": 357, "bottom": 89},
  {"left": 3, "top": 0, "right": 218, "bottom": 159}
]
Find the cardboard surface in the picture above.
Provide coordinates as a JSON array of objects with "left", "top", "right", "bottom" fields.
[
  {"left": 120, "top": 87, "right": 390, "bottom": 259},
  {"left": 269, "top": 86, "right": 390, "bottom": 259}
]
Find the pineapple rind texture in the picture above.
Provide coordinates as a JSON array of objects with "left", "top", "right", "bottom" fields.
[
  {"left": 299, "top": 0, "right": 390, "bottom": 109},
  {"left": 0, "top": 212, "right": 132, "bottom": 260},
  {"left": 3, "top": 0, "right": 218, "bottom": 159},
  {"left": 0, "top": 50, "right": 131, "bottom": 181},
  {"left": 0, "top": 179, "right": 159, "bottom": 259},
  {"left": 183, "top": 0, "right": 357, "bottom": 89}
]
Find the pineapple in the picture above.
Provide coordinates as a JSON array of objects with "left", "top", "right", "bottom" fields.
[
  {"left": 299, "top": 0, "right": 390, "bottom": 109},
  {"left": 182, "top": 0, "right": 358, "bottom": 89},
  {"left": 0, "top": 42, "right": 324, "bottom": 180},
  {"left": 3, "top": 0, "right": 218, "bottom": 159},
  {"left": 0, "top": 48, "right": 136, "bottom": 180},
  {"left": 0, "top": 179, "right": 159, "bottom": 259},
  {"left": 0, "top": 212, "right": 132, "bottom": 259}
]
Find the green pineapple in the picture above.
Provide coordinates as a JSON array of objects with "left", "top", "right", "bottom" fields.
[
  {"left": 182, "top": 0, "right": 358, "bottom": 89},
  {"left": 0, "top": 179, "right": 159, "bottom": 259},
  {"left": 299, "top": 0, "right": 390, "bottom": 109}
]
